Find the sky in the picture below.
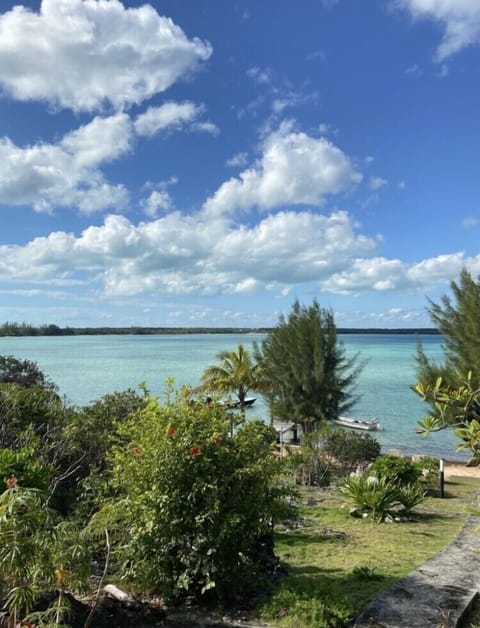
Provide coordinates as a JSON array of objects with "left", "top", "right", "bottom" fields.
[{"left": 1, "top": 0, "right": 480, "bottom": 329}]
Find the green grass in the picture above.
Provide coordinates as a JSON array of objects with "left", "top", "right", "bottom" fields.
[{"left": 256, "top": 476, "right": 480, "bottom": 628}]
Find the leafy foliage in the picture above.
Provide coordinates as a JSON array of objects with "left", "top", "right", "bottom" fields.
[
  {"left": 0, "top": 354, "right": 56, "bottom": 390},
  {"left": 0, "top": 486, "right": 90, "bottom": 626},
  {"left": 414, "top": 372, "right": 480, "bottom": 464},
  {"left": 340, "top": 475, "right": 402, "bottom": 523},
  {"left": 369, "top": 455, "right": 422, "bottom": 487},
  {"left": 318, "top": 428, "right": 381, "bottom": 477},
  {"left": 99, "top": 388, "right": 292, "bottom": 605},
  {"left": 0, "top": 383, "right": 65, "bottom": 450},
  {"left": 256, "top": 300, "right": 363, "bottom": 431},
  {"left": 199, "top": 343, "right": 267, "bottom": 410},
  {"left": 0, "top": 446, "right": 53, "bottom": 493},
  {"left": 341, "top": 455, "right": 429, "bottom": 522},
  {"left": 414, "top": 270, "right": 480, "bottom": 461}
]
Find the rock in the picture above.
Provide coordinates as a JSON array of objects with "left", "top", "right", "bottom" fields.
[{"left": 104, "top": 584, "right": 133, "bottom": 603}]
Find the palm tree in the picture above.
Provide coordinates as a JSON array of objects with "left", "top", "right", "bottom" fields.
[{"left": 200, "top": 344, "right": 267, "bottom": 412}]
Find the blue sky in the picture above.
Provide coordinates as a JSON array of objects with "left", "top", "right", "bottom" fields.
[{"left": 1, "top": 0, "right": 480, "bottom": 329}]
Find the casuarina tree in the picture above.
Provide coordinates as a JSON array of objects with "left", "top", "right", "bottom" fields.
[
  {"left": 413, "top": 270, "right": 480, "bottom": 463},
  {"left": 256, "top": 300, "right": 363, "bottom": 432}
]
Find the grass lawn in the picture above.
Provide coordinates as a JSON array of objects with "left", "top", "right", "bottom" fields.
[{"left": 255, "top": 475, "right": 480, "bottom": 628}]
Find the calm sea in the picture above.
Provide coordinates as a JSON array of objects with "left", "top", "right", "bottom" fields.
[{"left": 0, "top": 333, "right": 466, "bottom": 460}]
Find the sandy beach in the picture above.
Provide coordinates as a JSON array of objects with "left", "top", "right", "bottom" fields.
[{"left": 444, "top": 461, "right": 480, "bottom": 479}]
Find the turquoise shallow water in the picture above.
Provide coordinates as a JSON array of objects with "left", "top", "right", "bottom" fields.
[{"left": 0, "top": 333, "right": 465, "bottom": 460}]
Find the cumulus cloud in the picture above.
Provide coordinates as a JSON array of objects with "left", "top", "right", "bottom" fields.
[
  {"left": 396, "top": 0, "right": 480, "bottom": 60},
  {"left": 2, "top": 208, "right": 479, "bottom": 300},
  {"left": 0, "top": 0, "right": 212, "bottom": 112},
  {"left": 141, "top": 190, "right": 174, "bottom": 217},
  {"left": 322, "top": 252, "right": 480, "bottom": 294},
  {"left": 0, "top": 113, "right": 132, "bottom": 213},
  {"left": 0, "top": 210, "right": 378, "bottom": 295},
  {"left": 134, "top": 101, "right": 218, "bottom": 137},
  {"left": 203, "top": 122, "right": 363, "bottom": 216}
]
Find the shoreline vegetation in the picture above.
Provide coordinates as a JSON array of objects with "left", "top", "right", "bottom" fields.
[{"left": 0, "top": 321, "right": 440, "bottom": 337}]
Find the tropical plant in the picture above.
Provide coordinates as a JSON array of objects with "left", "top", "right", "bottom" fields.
[
  {"left": 339, "top": 475, "right": 401, "bottom": 523},
  {"left": 199, "top": 343, "right": 267, "bottom": 411},
  {"left": 255, "top": 300, "right": 363, "bottom": 432},
  {"left": 98, "top": 387, "right": 292, "bottom": 605},
  {"left": 397, "top": 482, "right": 426, "bottom": 513},
  {"left": 0, "top": 484, "right": 90, "bottom": 627},
  {"left": 413, "top": 270, "right": 480, "bottom": 461},
  {"left": 341, "top": 455, "right": 429, "bottom": 521},
  {"left": 413, "top": 372, "right": 480, "bottom": 464},
  {"left": 416, "top": 269, "right": 480, "bottom": 387}
]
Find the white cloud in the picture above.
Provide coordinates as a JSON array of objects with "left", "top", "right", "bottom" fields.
[
  {"left": 321, "top": 252, "right": 480, "bottom": 293},
  {"left": 226, "top": 152, "right": 249, "bottom": 168},
  {"left": 0, "top": 113, "right": 132, "bottom": 213},
  {"left": 134, "top": 101, "right": 217, "bottom": 137},
  {"left": 0, "top": 210, "right": 377, "bottom": 295},
  {"left": 396, "top": 0, "right": 480, "bottom": 60},
  {"left": 141, "top": 190, "right": 174, "bottom": 217},
  {"left": 203, "top": 122, "right": 363, "bottom": 216},
  {"left": 140, "top": 178, "right": 178, "bottom": 217},
  {"left": 322, "top": 258, "right": 406, "bottom": 293},
  {"left": 407, "top": 252, "right": 474, "bottom": 285},
  {"left": 4, "top": 208, "right": 480, "bottom": 301},
  {"left": 369, "top": 177, "right": 388, "bottom": 190},
  {"left": 0, "top": 0, "right": 212, "bottom": 112},
  {"left": 191, "top": 121, "right": 220, "bottom": 136}
]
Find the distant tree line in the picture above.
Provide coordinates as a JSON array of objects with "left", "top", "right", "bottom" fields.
[{"left": 0, "top": 321, "right": 438, "bottom": 337}]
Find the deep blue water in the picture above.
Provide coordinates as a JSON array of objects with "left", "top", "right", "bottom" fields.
[{"left": 0, "top": 332, "right": 466, "bottom": 460}]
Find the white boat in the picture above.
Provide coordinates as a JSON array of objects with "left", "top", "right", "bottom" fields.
[
  {"left": 217, "top": 396, "right": 256, "bottom": 408},
  {"left": 333, "top": 416, "right": 382, "bottom": 431}
]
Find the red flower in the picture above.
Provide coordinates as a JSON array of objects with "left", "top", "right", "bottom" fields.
[
  {"left": 167, "top": 427, "right": 177, "bottom": 437},
  {"left": 131, "top": 446, "right": 142, "bottom": 455},
  {"left": 190, "top": 446, "right": 200, "bottom": 457},
  {"left": 5, "top": 476, "right": 17, "bottom": 489}
]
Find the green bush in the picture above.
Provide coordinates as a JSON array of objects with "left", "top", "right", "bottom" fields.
[
  {"left": 340, "top": 455, "right": 429, "bottom": 521},
  {"left": 339, "top": 475, "right": 401, "bottom": 523},
  {"left": 100, "top": 389, "right": 292, "bottom": 605},
  {"left": 318, "top": 428, "right": 381, "bottom": 477},
  {"left": 369, "top": 455, "right": 421, "bottom": 487},
  {"left": 0, "top": 446, "right": 53, "bottom": 492}
]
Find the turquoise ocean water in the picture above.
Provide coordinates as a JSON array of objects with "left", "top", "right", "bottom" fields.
[{"left": 0, "top": 333, "right": 466, "bottom": 460}]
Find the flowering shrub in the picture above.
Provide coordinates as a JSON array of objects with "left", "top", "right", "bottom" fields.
[
  {"left": 0, "top": 446, "right": 53, "bottom": 493},
  {"left": 102, "top": 389, "right": 291, "bottom": 604}
]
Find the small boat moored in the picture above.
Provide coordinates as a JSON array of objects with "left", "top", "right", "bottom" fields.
[
  {"left": 217, "top": 396, "right": 256, "bottom": 408},
  {"left": 333, "top": 416, "right": 382, "bottom": 431}
]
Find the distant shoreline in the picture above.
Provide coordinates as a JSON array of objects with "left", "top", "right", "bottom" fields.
[{"left": 0, "top": 323, "right": 440, "bottom": 337}]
